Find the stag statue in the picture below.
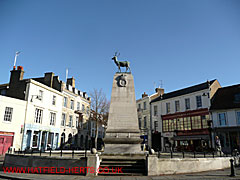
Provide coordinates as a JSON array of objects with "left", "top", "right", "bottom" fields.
[{"left": 112, "top": 52, "right": 131, "bottom": 72}]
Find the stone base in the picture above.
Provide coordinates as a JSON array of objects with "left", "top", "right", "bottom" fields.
[{"left": 104, "top": 144, "right": 141, "bottom": 154}]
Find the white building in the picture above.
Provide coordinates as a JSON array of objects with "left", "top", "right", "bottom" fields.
[
  {"left": 210, "top": 84, "right": 240, "bottom": 153},
  {"left": 150, "top": 80, "right": 221, "bottom": 152},
  {"left": 0, "top": 95, "right": 26, "bottom": 154},
  {"left": 22, "top": 78, "right": 63, "bottom": 151},
  {"left": 0, "top": 67, "right": 64, "bottom": 151}
]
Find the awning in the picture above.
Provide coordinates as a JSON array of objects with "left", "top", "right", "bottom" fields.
[{"left": 172, "top": 135, "right": 209, "bottom": 141}]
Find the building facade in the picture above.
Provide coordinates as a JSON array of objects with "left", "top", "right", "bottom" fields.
[
  {"left": 0, "top": 95, "right": 26, "bottom": 154},
  {"left": 136, "top": 88, "right": 163, "bottom": 149},
  {"left": 150, "top": 80, "right": 221, "bottom": 152},
  {"left": 60, "top": 77, "right": 91, "bottom": 149},
  {"left": 210, "top": 84, "right": 240, "bottom": 154},
  {"left": 0, "top": 66, "right": 91, "bottom": 151}
]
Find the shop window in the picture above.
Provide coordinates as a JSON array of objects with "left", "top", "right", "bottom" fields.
[
  {"left": 32, "top": 131, "right": 39, "bottom": 148},
  {"left": 177, "top": 118, "right": 184, "bottom": 130},
  {"left": 183, "top": 117, "right": 191, "bottom": 130}
]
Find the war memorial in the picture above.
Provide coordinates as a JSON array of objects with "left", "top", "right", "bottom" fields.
[{"left": 2, "top": 54, "right": 234, "bottom": 177}]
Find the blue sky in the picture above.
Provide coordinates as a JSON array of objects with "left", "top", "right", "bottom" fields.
[{"left": 0, "top": 0, "right": 240, "bottom": 100}]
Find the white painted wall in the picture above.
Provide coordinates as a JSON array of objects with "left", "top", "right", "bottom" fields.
[
  {"left": 212, "top": 108, "right": 240, "bottom": 128},
  {"left": 0, "top": 95, "right": 26, "bottom": 150}
]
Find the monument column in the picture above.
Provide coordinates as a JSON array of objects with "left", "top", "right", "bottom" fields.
[{"left": 104, "top": 72, "right": 142, "bottom": 153}]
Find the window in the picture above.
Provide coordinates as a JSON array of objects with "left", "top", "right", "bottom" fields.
[
  {"left": 52, "top": 95, "right": 56, "bottom": 105},
  {"left": 202, "top": 115, "right": 209, "bottom": 128},
  {"left": 175, "top": 101, "right": 180, "bottom": 112},
  {"left": 82, "top": 104, "right": 85, "bottom": 112},
  {"left": 234, "top": 93, "right": 240, "bottom": 103},
  {"left": 77, "top": 102, "right": 80, "bottom": 110},
  {"left": 3, "top": 107, "right": 13, "bottom": 122},
  {"left": 163, "top": 120, "right": 169, "bottom": 132},
  {"left": 196, "top": 96, "right": 202, "bottom": 108},
  {"left": 237, "top": 112, "right": 240, "bottom": 124},
  {"left": 218, "top": 113, "right": 227, "bottom": 126},
  {"left": 185, "top": 98, "right": 190, "bottom": 110},
  {"left": 32, "top": 131, "right": 39, "bottom": 147},
  {"left": 143, "top": 102, "right": 147, "bottom": 110},
  {"left": 169, "top": 119, "right": 177, "bottom": 132},
  {"left": 166, "top": 103, "right": 170, "bottom": 114},
  {"left": 69, "top": 115, "right": 73, "bottom": 127},
  {"left": 63, "top": 97, "right": 67, "bottom": 107},
  {"left": 138, "top": 104, "right": 141, "bottom": 111},
  {"left": 76, "top": 117, "right": 79, "bottom": 128},
  {"left": 50, "top": 112, "right": 56, "bottom": 126},
  {"left": 177, "top": 118, "right": 184, "bottom": 130},
  {"left": 192, "top": 116, "right": 201, "bottom": 129},
  {"left": 138, "top": 118, "right": 141, "bottom": 128},
  {"left": 61, "top": 113, "right": 66, "bottom": 126},
  {"left": 70, "top": 100, "right": 74, "bottom": 110},
  {"left": 86, "top": 106, "right": 90, "bottom": 114},
  {"left": 154, "top": 105, "right": 158, "bottom": 116},
  {"left": 154, "top": 121, "right": 158, "bottom": 131},
  {"left": 39, "top": 90, "right": 43, "bottom": 100},
  {"left": 34, "top": 108, "right": 43, "bottom": 123},
  {"left": 144, "top": 116, "right": 147, "bottom": 128},
  {"left": 183, "top": 117, "right": 191, "bottom": 130}
]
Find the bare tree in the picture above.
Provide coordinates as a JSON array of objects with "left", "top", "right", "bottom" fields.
[{"left": 89, "top": 88, "right": 109, "bottom": 149}]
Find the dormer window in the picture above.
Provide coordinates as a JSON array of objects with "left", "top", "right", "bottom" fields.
[{"left": 234, "top": 93, "right": 240, "bottom": 103}]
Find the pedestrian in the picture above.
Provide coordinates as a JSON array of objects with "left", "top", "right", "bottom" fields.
[{"left": 215, "top": 136, "right": 222, "bottom": 152}]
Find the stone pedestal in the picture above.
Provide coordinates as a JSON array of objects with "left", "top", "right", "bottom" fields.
[{"left": 104, "top": 72, "right": 142, "bottom": 153}]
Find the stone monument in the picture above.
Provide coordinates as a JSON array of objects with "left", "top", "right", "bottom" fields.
[{"left": 103, "top": 54, "right": 142, "bottom": 153}]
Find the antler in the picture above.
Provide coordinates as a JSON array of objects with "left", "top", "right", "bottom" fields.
[{"left": 114, "top": 52, "right": 120, "bottom": 57}]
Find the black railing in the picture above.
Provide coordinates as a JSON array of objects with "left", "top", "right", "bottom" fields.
[{"left": 154, "top": 150, "right": 232, "bottom": 159}]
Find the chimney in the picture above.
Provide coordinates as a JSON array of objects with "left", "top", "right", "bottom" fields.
[
  {"left": 9, "top": 66, "right": 24, "bottom": 84},
  {"left": 155, "top": 88, "right": 164, "bottom": 95},
  {"left": 44, "top": 72, "right": 54, "bottom": 87},
  {"left": 67, "top": 77, "right": 75, "bottom": 88},
  {"left": 142, "top": 92, "right": 148, "bottom": 98}
]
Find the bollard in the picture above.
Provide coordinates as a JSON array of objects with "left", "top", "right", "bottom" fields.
[
  {"left": 40, "top": 150, "right": 42, "bottom": 156},
  {"left": 72, "top": 149, "right": 74, "bottom": 158},
  {"left": 49, "top": 149, "right": 51, "bottom": 157},
  {"left": 182, "top": 151, "right": 185, "bottom": 158},
  {"left": 170, "top": 150, "right": 173, "bottom": 158},
  {"left": 60, "top": 148, "right": 63, "bottom": 157},
  {"left": 220, "top": 151, "right": 222, "bottom": 157},
  {"left": 158, "top": 151, "right": 160, "bottom": 158},
  {"left": 193, "top": 151, "right": 196, "bottom": 158},
  {"left": 230, "top": 159, "right": 236, "bottom": 177},
  {"left": 203, "top": 151, "right": 206, "bottom": 158},
  {"left": 212, "top": 151, "right": 215, "bottom": 158}
]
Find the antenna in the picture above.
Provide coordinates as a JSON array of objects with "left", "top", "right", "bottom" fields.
[
  {"left": 13, "top": 51, "right": 21, "bottom": 68},
  {"left": 154, "top": 81, "right": 156, "bottom": 89},
  {"left": 66, "top": 68, "right": 68, "bottom": 83},
  {"left": 159, "top": 80, "right": 163, "bottom": 88}
]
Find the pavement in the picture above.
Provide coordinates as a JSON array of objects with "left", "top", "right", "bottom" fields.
[{"left": 1, "top": 155, "right": 240, "bottom": 180}]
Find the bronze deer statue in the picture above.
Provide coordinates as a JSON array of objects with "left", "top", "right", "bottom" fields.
[{"left": 112, "top": 52, "right": 131, "bottom": 72}]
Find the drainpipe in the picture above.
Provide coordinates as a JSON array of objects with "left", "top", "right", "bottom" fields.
[{"left": 21, "top": 81, "right": 30, "bottom": 151}]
